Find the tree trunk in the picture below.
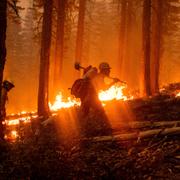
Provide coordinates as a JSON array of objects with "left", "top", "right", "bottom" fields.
[
  {"left": 151, "top": 0, "right": 163, "bottom": 94},
  {"left": 0, "top": 0, "right": 7, "bottom": 140},
  {"left": 53, "top": 0, "right": 66, "bottom": 96},
  {"left": 142, "top": 0, "right": 152, "bottom": 96},
  {"left": 118, "top": 0, "right": 127, "bottom": 79},
  {"left": 75, "top": 0, "right": 86, "bottom": 73},
  {"left": 124, "top": 0, "right": 133, "bottom": 85},
  {"left": 38, "top": 0, "right": 53, "bottom": 118}
]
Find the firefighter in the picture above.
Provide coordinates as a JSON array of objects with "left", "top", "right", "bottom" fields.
[
  {"left": 92, "top": 62, "right": 122, "bottom": 92},
  {"left": 0, "top": 80, "right": 14, "bottom": 139},
  {"left": 0, "top": 80, "right": 14, "bottom": 120},
  {"left": 80, "top": 66, "right": 102, "bottom": 115},
  {"left": 80, "top": 62, "right": 119, "bottom": 114},
  {"left": 73, "top": 62, "right": 125, "bottom": 115},
  {"left": 80, "top": 63, "right": 116, "bottom": 136}
]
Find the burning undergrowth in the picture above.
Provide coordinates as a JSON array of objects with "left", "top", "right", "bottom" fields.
[
  {"left": 4, "top": 82, "right": 180, "bottom": 141},
  {"left": 1, "top": 83, "right": 180, "bottom": 179}
]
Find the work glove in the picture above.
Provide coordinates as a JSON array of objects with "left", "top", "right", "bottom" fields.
[
  {"left": 113, "top": 78, "right": 121, "bottom": 83},
  {"left": 113, "top": 78, "right": 127, "bottom": 84}
]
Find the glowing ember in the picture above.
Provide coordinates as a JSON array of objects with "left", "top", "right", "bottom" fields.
[
  {"left": 98, "top": 84, "right": 128, "bottom": 101},
  {"left": 5, "top": 119, "right": 19, "bottom": 126},
  {"left": 5, "top": 112, "right": 38, "bottom": 126},
  {"left": 5, "top": 130, "right": 19, "bottom": 141},
  {"left": 18, "top": 111, "right": 27, "bottom": 115},
  {"left": 176, "top": 92, "right": 180, "bottom": 97},
  {"left": 11, "top": 130, "right": 18, "bottom": 138}
]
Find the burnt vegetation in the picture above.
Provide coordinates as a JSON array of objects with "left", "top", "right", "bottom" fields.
[{"left": 1, "top": 85, "right": 180, "bottom": 179}]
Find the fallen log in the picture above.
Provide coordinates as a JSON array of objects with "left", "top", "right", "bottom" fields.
[
  {"left": 85, "top": 127, "right": 180, "bottom": 142},
  {"left": 113, "top": 120, "right": 180, "bottom": 130}
]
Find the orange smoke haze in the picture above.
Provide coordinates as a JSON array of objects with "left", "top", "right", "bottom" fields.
[{"left": 4, "top": 0, "right": 180, "bottom": 115}]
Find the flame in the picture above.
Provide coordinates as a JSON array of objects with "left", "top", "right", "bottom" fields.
[
  {"left": 11, "top": 130, "right": 18, "bottom": 138},
  {"left": 176, "top": 92, "right": 180, "bottom": 97},
  {"left": 49, "top": 92, "right": 80, "bottom": 111},
  {"left": 4, "top": 85, "right": 131, "bottom": 140},
  {"left": 5, "top": 130, "right": 18, "bottom": 141},
  {"left": 5, "top": 85, "right": 129, "bottom": 127},
  {"left": 49, "top": 85, "right": 130, "bottom": 111},
  {"left": 98, "top": 84, "right": 128, "bottom": 101},
  {"left": 5, "top": 119, "right": 19, "bottom": 126},
  {"left": 5, "top": 111, "right": 38, "bottom": 126}
]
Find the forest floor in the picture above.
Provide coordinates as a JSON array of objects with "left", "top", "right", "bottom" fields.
[{"left": 0, "top": 83, "right": 180, "bottom": 179}]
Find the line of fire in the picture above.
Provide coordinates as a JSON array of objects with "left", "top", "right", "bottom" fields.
[{"left": 0, "top": 0, "right": 180, "bottom": 179}]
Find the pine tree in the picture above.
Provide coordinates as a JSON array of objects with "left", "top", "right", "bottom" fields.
[
  {"left": 118, "top": 0, "right": 127, "bottom": 79},
  {"left": 151, "top": 0, "right": 180, "bottom": 92},
  {"left": 161, "top": 0, "right": 180, "bottom": 83},
  {"left": 142, "top": 0, "right": 152, "bottom": 96},
  {"left": 53, "top": 0, "right": 67, "bottom": 96},
  {"left": 0, "top": 0, "right": 7, "bottom": 140},
  {"left": 38, "top": 0, "right": 53, "bottom": 118},
  {"left": 151, "top": 0, "right": 163, "bottom": 94},
  {"left": 75, "top": 0, "right": 86, "bottom": 71}
]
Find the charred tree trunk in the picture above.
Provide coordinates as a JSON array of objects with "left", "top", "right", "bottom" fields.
[
  {"left": 0, "top": 0, "right": 7, "bottom": 140},
  {"left": 142, "top": 0, "right": 152, "bottom": 96},
  {"left": 38, "top": 0, "right": 53, "bottom": 118},
  {"left": 151, "top": 0, "right": 163, "bottom": 94},
  {"left": 53, "top": 0, "right": 67, "bottom": 95},
  {"left": 75, "top": 0, "right": 86, "bottom": 71},
  {"left": 124, "top": 0, "right": 133, "bottom": 85},
  {"left": 118, "top": 0, "right": 127, "bottom": 79}
]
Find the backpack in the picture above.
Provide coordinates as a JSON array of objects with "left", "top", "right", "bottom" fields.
[{"left": 71, "top": 78, "right": 89, "bottom": 99}]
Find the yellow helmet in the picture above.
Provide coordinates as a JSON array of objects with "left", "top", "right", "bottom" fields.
[{"left": 99, "top": 62, "right": 111, "bottom": 71}]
